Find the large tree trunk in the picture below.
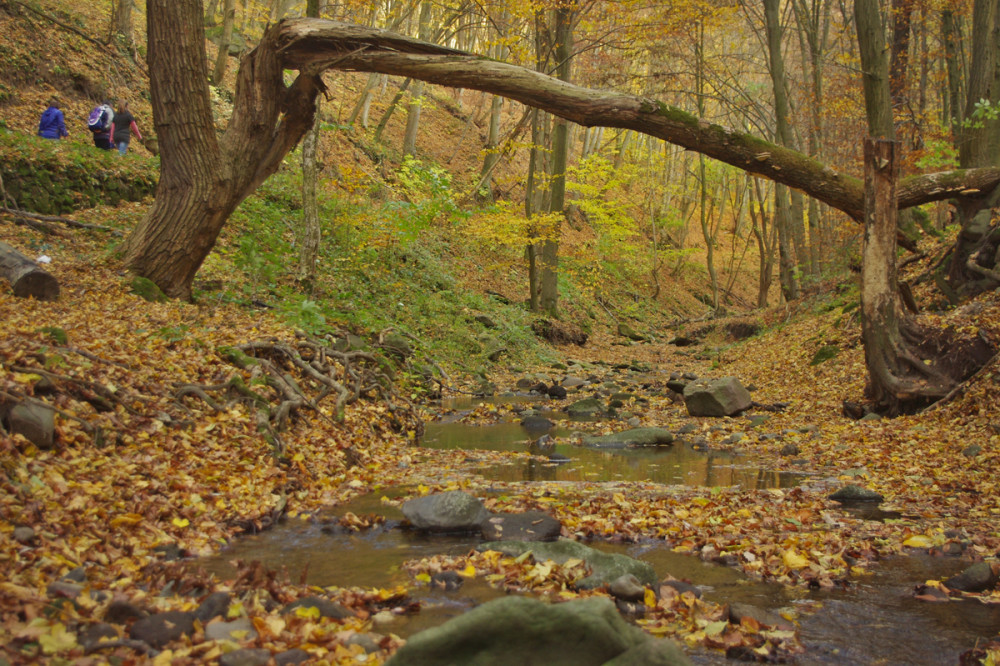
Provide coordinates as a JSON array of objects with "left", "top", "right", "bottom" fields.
[
  {"left": 125, "top": 13, "right": 1000, "bottom": 300},
  {"left": 123, "top": 0, "right": 321, "bottom": 300}
]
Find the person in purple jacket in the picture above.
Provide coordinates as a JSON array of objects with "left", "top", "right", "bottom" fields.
[{"left": 37, "top": 98, "right": 69, "bottom": 140}]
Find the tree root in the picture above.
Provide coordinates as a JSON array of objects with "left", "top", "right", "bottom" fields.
[{"left": 177, "top": 332, "right": 422, "bottom": 456}]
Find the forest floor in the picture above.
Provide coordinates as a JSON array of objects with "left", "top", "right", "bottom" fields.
[{"left": 2, "top": 222, "right": 1000, "bottom": 665}]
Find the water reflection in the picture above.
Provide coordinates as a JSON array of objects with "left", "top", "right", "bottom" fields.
[{"left": 422, "top": 420, "right": 804, "bottom": 490}]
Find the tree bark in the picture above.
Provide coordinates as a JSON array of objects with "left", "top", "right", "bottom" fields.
[
  {"left": 112, "top": 0, "right": 135, "bottom": 47},
  {"left": 0, "top": 241, "right": 59, "bottom": 301},
  {"left": 124, "top": 0, "right": 321, "bottom": 300},
  {"left": 298, "top": 0, "right": 322, "bottom": 287}
]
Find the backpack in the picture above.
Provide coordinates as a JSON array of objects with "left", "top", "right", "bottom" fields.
[{"left": 87, "top": 105, "right": 111, "bottom": 133}]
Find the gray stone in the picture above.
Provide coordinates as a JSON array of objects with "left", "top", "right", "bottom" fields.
[
  {"left": 381, "top": 334, "right": 412, "bottom": 359},
  {"left": 219, "top": 648, "right": 272, "bottom": 666},
  {"left": 402, "top": 491, "right": 490, "bottom": 533},
  {"left": 515, "top": 377, "right": 535, "bottom": 390},
  {"left": 617, "top": 322, "right": 647, "bottom": 342},
  {"left": 580, "top": 428, "right": 674, "bottom": 449},
  {"left": 627, "top": 417, "right": 641, "bottom": 427},
  {"left": 659, "top": 579, "right": 701, "bottom": 599},
  {"left": 104, "top": 599, "right": 147, "bottom": 624},
  {"left": 205, "top": 617, "right": 257, "bottom": 642},
  {"left": 12, "top": 526, "right": 35, "bottom": 544},
  {"left": 78, "top": 623, "right": 118, "bottom": 651},
  {"left": 195, "top": 591, "right": 232, "bottom": 623},
  {"left": 478, "top": 539, "right": 656, "bottom": 589},
  {"left": 860, "top": 412, "right": 882, "bottom": 421},
  {"left": 384, "top": 596, "right": 689, "bottom": 666},
  {"left": 562, "top": 376, "right": 588, "bottom": 388},
  {"left": 8, "top": 403, "right": 55, "bottom": 449},
  {"left": 608, "top": 574, "right": 646, "bottom": 602},
  {"left": 474, "top": 314, "right": 497, "bottom": 328},
  {"left": 282, "top": 595, "right": 354, "bottom": 619},
  {"left": 46, "top": 581, "right": 82, "bottom": 599},
  {"left": 547, "top": 385, "right": 568, "bottom": 399},
  {"left": 62, "top": 567, "right": 87, "bottom": 583},
  {"left": 480, "top": 511, "right": 562, "bottom": 542},
  {"left": 676, "top": 423, "right": 698, "bottom": 435},
  {"left": 683, "top": 377, "right": 752, "bottom": 417},
  {"left": 944, "top": 562, "right": 1000, "bottom": 593},
  {"left": 963, "top": 445, "right": 982, "bottom": 458},
  {"left": 128, "top": 611, "right": 196, "bottom": 648},
  {"left": 430, "top": 571, "right": 464, "bottom": 591},
  {"left": 346, "top": 633, "right": 383, "bottom": 653},
  {"left": 521, "top": 416, "right": 555, "bottom": 432},
  {"left": 566, "top": 398, "right": 606, "bottom": 417},
  {"left": 780, "top": 443, "right": 800, "bottom": 457},
  {"left": 828, "top": 485, "right": 884, "bottom": 503},
  {"left": 666, "top": 379, "right": 688, "bottom": 394},
  {"left": 275, "top": 649, "right": 313, "bottom": 665},
  {"left": 727, "top": 603, "right": 795, "bottom": 632}
]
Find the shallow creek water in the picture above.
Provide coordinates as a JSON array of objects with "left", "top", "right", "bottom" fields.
[{"left": 199, "top": 410, "right": 1000, "bottom": 663}]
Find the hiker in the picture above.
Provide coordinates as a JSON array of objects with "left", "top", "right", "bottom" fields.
[
  {"left": 37, "top": 98, "right": 68, "bottom": 140},
  {"left": 87, "top": 100, "right": 114, "bottom": 150},
  {"left": 110, "top": 99, "right": 142, "bottom": 156}
]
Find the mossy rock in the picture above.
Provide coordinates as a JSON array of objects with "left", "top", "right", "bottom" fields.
[{"left": 130, "top": 276, "right": 167, "bottom": 303}]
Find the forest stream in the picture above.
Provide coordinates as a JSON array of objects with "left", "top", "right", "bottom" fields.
[{"left": 199, "top": 400, "right": 1000, "bottom": 665}]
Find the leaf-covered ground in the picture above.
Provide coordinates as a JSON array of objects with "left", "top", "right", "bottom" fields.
[{"left": 2, "top": 223, "right": 1000, "bottom": 664}]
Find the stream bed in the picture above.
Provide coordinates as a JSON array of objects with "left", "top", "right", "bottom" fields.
[{"left": 199, "top": 413, "right": 1000, "bottom": 663}]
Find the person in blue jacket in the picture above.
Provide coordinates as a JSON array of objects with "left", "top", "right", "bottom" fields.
[{"left": 38, "top": 98, "right": 69, "bottom": 140}]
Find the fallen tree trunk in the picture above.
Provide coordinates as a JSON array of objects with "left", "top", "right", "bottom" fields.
[{"left": 0, "top": 241, "right": 59, "bottom": 301}]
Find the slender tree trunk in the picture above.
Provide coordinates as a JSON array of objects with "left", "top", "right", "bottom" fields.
[
  {"left": 298, "top": 0, "right": 323, "bottom": 288},
  {"left": 211, "top": 0, "right": 237, "bottom": 86},
  {"left": 764, "top": 0, "right": 802, "bottom": 296},
  {"left": 942, "top": 10, "right": 963, "bottom": 138},
  {"left": 373, "top": 78, "right": 410, "bottom": 143},
  {"left": 402, "top": 2, "right": 433, "bottom": 157},
  {"left": 539, "top": 5, "right": 573, "bottom": 317},
  {"left": 478, "top": 94, "right": 502, "bottom": 201},
  {"left": 113, "top": 0, "right": 135, "bottom": 47},
  {"left": 205, "top": 0, "right": 220, "bottom": 26}
]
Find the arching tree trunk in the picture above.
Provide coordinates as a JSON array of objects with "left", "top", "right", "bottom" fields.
[{"left": 126, "top": 11, "right": 1000, "bottom": 301}]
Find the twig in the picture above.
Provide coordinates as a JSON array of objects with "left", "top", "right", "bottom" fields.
[{"left": 0, "top": 206, "right": 122, "bottom": 235}]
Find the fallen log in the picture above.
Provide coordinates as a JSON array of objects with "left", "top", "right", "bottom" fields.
[{"left": 0, "top": 241, "right": 59, "bottom": 301}]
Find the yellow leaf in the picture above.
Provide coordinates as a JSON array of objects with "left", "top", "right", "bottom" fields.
[
  {"left": 111, "top": 513, "right": 144, "bottom": 528},
  {"left": 903, "top": 535, "right": 933, "bottom": 548},
  {"left": 783, "top": 549, "right": 810, "bottom": 570},
  {"left": 459, "top": 564, "right": 476, "bottom": 577},
  {"left": 172, "top": 517, "right": 190, "bottom": 528},
  {"left": 417, "top": 484, "right": 430, "bottom": 495},
  {"left": 38, "top": 622, "right": 77, "bottom": 654},
  {"left": 295, "top": 605, "right": 321, "bottom": 620},
  {"left": 226, "top": 601, "right": 244, "bottom": 619},
  {"left": 415, "top": 573, "right": 431, "bottom": 583},
  {"left": 644, "top": 588, "right": 657, "bottom": 608}
]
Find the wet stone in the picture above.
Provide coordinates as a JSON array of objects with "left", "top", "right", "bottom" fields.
[
  {"left": 46, "top": 581, "right": 83, "bottom": 599},
  {"left": 430, "top": 571, "right": 464, "bottom": 591},
  {"left": 346, "top": 633, "right": 383, "bottom": 654},
  {"left": 609, "top": 574, "right": 646, "bottom": 602},
  {"left": 219, "top": 648, "right": 272, "bottom": 666},
  {"left": 205, "top": 617, "right": 257, "bottom": 642},
  {"left": 78, "top": 622, "right": 118, "bottom": 650},
  {"left": 660, "top": 579, "right": 702, "bottom": 599},
  {"left": 780, "top": 443, "right": 800, "bottom": 457},
  {"left": 12, "top": 526, "right": 35, "bottom": 544},
  {"left": 62, "top": 567, "right": 87, "bottom": 583},
  {"left": 401, "top": 491, "right": 490, "bottom": 533},
  {"left": 520, "top": 416, "right": 554, "bottom": 432},
  {"left": 828, "top": 484, "right": 884, "bottom": 503},
  {"left": 728, "top": 602, "right": 795, "bottom": 632},
  {"left": 275, "top": 649, "right": 313, "bottom": 665},
  {"left": 195, "top": 591, "right": 232, "bottom": 623},
  {"left": 944, "top": 562, "right": 1000, "bottom": 593},
  {"left": 128, "top": 610, "right": 196, "bottom": 648},
  {"left": 547, "top": 385, "right": 568, "bottom": 399},
  {"left": 282, "top": 595, "right": 353, "bottom": 619},
  {"left": 104, "top": 599, "right": 148, "bottom": 623},
  {"left": 481, "top": 511, "right": 561, "bottom": 542}
]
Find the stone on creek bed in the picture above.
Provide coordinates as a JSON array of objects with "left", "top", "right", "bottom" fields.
[
  {"left": 580, "top": 427, "right": 674, "bottom": 449},
  {"left": 384, "top": 596, "right": 690, "bottom": 666},
  {"left": 402, "top": 490, "right": 491, "bottom": 533},
  {"left": 477, "top": 539, "right": 656, "bottom": 589}
]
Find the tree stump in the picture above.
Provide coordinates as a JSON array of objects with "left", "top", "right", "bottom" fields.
[{"left": 0, "top": 241, "right": 59, "bottom": 301}]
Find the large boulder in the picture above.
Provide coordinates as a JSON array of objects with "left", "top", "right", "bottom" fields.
[
  {"left": 385, "top": 596, "right": 690, "bottom": 666},
  {"left": 683, "top": 377, "right": 752, "bottom": 417},
  {"left": 478, "top": 539, "right": 656, "bottom": 589},
  {"left": 581, "top": 428, "right": 674, "bottom": 449},
  {"left": 402, "top": 491, "right": 490, "bottom": 533}
]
